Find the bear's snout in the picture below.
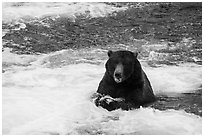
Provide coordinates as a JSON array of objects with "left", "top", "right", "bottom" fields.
[
  {"left": 114, "top": 72, "right": 122, "bottom": 83},
  {"left": 113, "top": 63, "right": 123, "bottom": 83}
]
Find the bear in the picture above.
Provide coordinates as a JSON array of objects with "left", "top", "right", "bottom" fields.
[{"left": 94, "top": 50, "right": 156, "bottom": 111}]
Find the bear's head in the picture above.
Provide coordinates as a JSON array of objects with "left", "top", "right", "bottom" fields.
[{"left": 105, "top": 50, "right": 139, "bottom": 83}]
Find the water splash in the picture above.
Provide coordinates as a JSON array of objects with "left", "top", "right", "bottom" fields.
[{"left": 2, "top": 49, "right": 202, "bottom": 134}]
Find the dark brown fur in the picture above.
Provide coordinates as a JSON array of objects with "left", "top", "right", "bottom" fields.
[{"left": 95, "top": 50, "right": 156, "bottom": 111}]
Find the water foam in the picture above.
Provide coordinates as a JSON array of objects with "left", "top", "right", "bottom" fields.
[
  {"left": 2, "top": 2, "right": 127, "bottom": 23},
  {"left": 143, "top": 63, "right": 202, "bottom": 94},
  {"left": 2, "top": 56, "right": 202, "bottom": 134}
]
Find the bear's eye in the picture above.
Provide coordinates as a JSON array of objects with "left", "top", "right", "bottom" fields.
[
  {"left": 109, "top": 58, "right": 119, "bottom": 65},
  {"left": 123, "top": 58, "right": 132, "bottom": 64},
  {"left": 123, "top": 62, "right": 133, "bottom": 67}
]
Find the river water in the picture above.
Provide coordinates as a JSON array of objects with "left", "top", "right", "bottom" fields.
[{"left": 2, "top": 2, "right": 202, "bottom": 135}]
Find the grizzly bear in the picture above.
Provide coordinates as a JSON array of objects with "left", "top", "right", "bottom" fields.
[{"left": 95, "top": 50, "right": 156, "bottom": 111}]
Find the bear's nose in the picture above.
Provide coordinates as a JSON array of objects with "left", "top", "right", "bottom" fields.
[{"left": 114, "top": 73, "right": 122, "bottom": 79}]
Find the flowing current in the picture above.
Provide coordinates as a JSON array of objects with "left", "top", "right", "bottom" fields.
[{"left": 2, "top": 2, "right": 202, "bottom": 135}]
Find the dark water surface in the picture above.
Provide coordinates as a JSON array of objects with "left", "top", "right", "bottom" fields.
[
  {"left": 3, "top": 3, "right": 202, "bottom": 60},
  {"left": 150, "top": 89, "right": 202, "bottom": 116}
]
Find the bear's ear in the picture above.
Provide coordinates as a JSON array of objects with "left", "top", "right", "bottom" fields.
[
  {"left": 108, "top": 50, "right": 113, "bottom": 57},
  {"left": 134, "top": 52, "right": 138, "bottom": 58}
]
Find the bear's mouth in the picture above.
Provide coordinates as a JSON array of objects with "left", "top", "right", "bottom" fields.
[{"left": 114, "top": 76, "right": 123, "bottom": 83}]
